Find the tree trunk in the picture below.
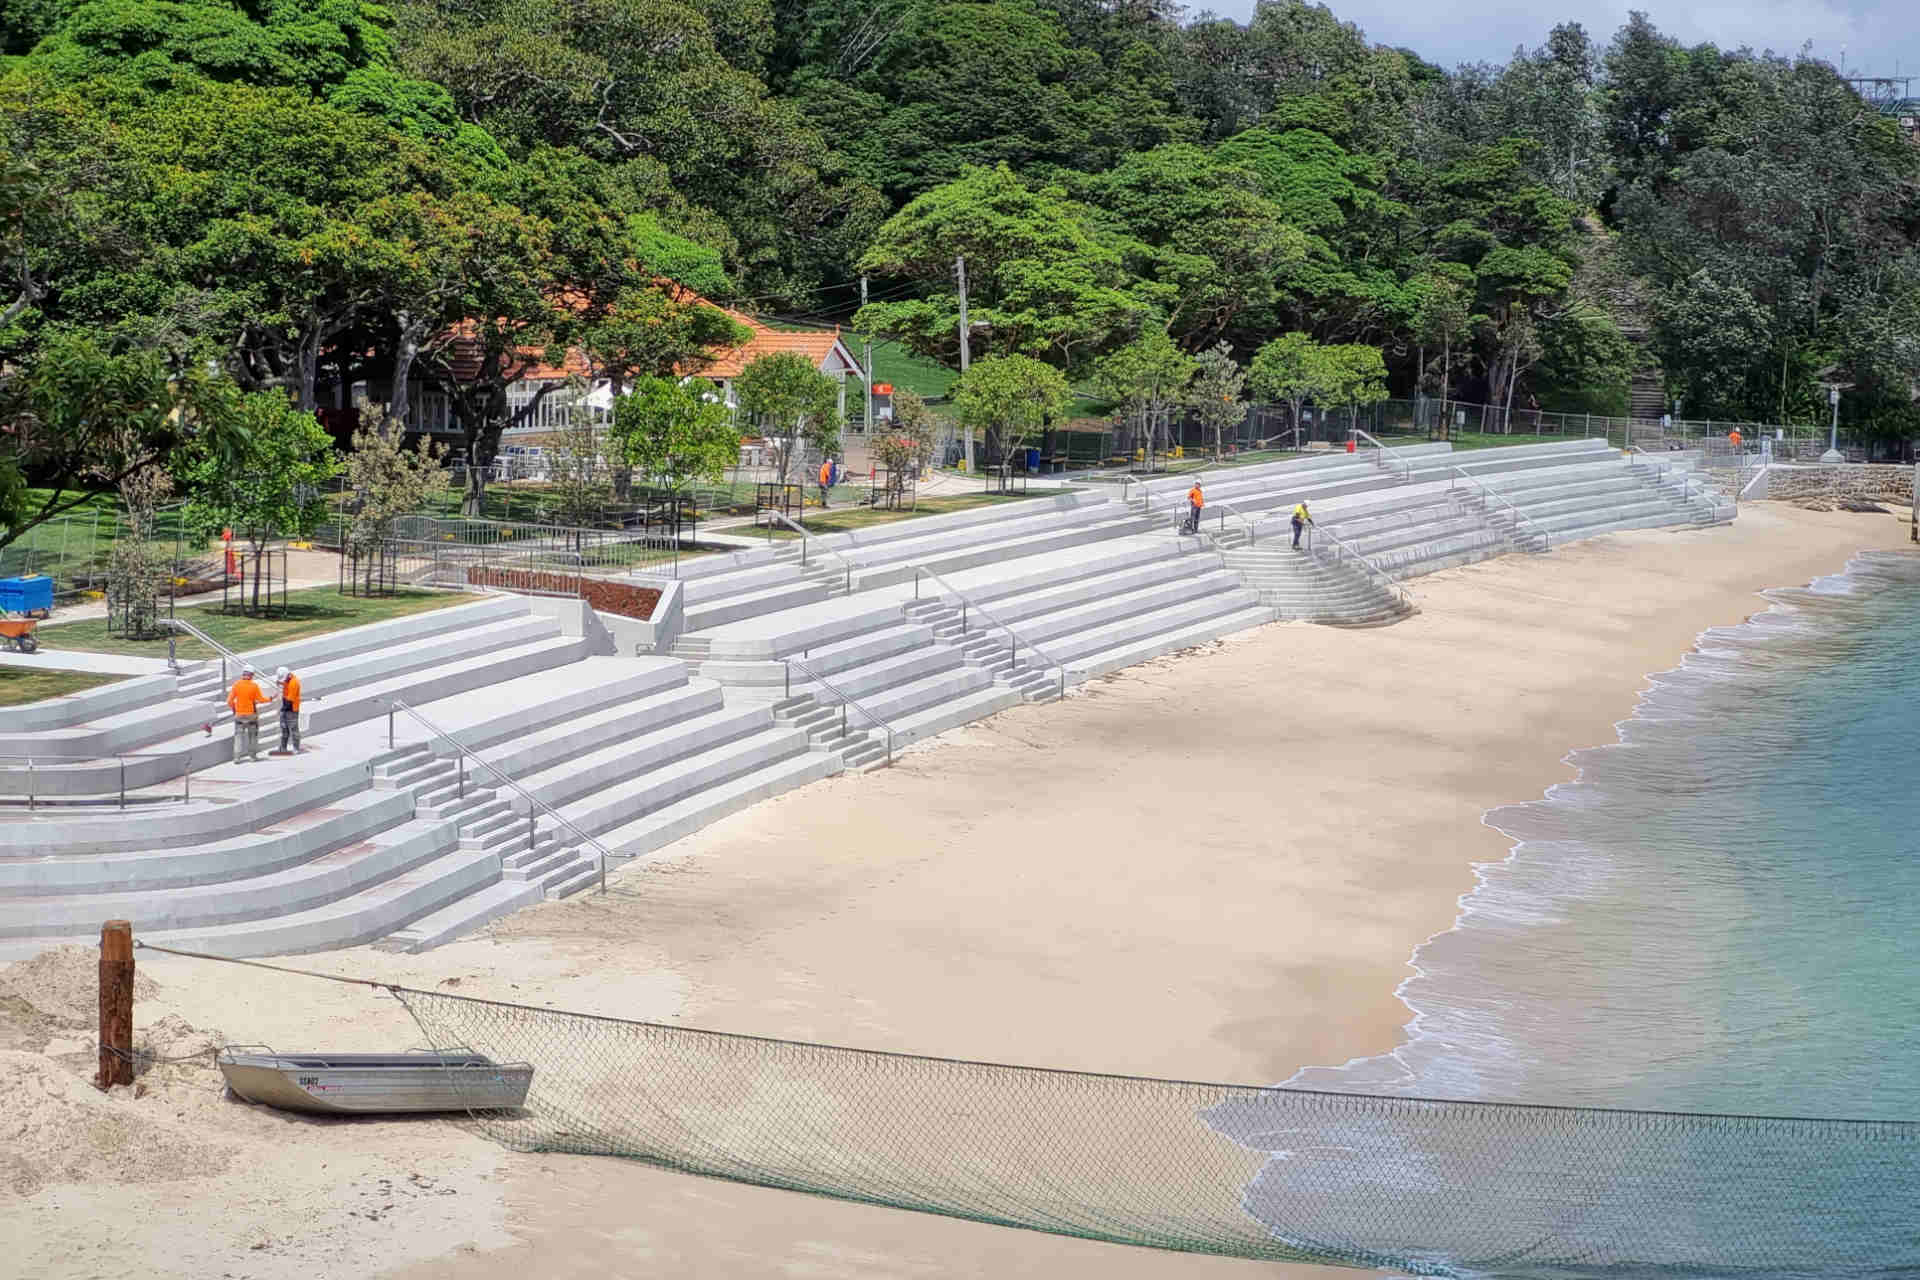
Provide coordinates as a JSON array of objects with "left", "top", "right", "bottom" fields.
[
  {"left": 297, "top": 331, "right": 321, "bottom": 414},
  {"left": 388, "top": 314, "right": 423, "bottom": 428}
]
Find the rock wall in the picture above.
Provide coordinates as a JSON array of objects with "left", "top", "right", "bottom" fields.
[{"left": 1758, "top": 464, "right": 1914, "bottom": 503}]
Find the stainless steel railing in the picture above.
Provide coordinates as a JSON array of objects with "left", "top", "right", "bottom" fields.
[
  {"left": 1625, "top": 446, "right": 1714, "bottom": 506},
  {"left": 1300, "top": 522, "right": 1416, "bottom": 614},
  {"left": 0, "top": 752, "right": 196, "bottom": 809},
  {"left": 158, "top": 616, "right": 248, "bottom": 682},
  {"left": 385, "top": 698, "right": 610, "bottom": 894},
  {"left": 764, "top": 510, "right": 857, "bottom": 593},
  {"left": 1447, "top": 465, "right": 1551, "bottom": 551},
  {"left": 780, "top": 654, "right": 895, "bottom": 767},
  {"left": 1353, "top": 428, "right": 1415, "bottom": 482},
  {"left": 910, "top": 564, "right": 1068, "bottom": 703}
]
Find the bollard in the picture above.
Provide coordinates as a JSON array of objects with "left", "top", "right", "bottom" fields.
[{"left": 97, "top": 920, "right": 134, "bottom": 1090}]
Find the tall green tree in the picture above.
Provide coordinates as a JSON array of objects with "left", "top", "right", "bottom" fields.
[
  {"left": 608, "top": 375, "right": 741, "bottom": 493},
  {"left": 1188, "top": 341, "right": 1248, "bottom": 459},
  {"left": 1091, "top": 330, "right": 1197, "bottom": 459},
  {"left": 856, "top": 163, "right": 1145, "bottom": 374},
  {"left": 1248, "top": 332, "right": 1327, "bottom": 439},
  {"left": 2, "top": 334, "right": 244, "bottom": 552},
  {"left": 176, "top": 392, "right": 341, "bottom": 607},
  {"left": 734, "top": 351, "right": 841, "bottom": 483},
  {"left": 951, "top": 354, "right": 1070, "bottom": 465}
]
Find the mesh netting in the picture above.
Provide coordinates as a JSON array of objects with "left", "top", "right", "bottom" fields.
[{"left": 391, "top": 986, "right": 1920, "bottom": 1278}]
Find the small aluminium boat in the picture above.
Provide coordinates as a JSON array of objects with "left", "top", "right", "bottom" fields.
[{"left": 217, "top": 1048, "right": 533, "bottom": 1115}]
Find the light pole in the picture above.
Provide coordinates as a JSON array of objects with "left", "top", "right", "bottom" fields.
[{"left": 1821, "top": 384, "right": 1846, "bottom": 464}]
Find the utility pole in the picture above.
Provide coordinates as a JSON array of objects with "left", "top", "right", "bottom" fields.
[
  {"left": 860, "top": 276, "right": 874, "bottom": 439},
  {"left": 955, "top": 254, "right": 973, "bottom": 472}
]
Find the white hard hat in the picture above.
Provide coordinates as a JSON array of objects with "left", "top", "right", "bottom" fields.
[
  {"left": 240, "top": 664, "right": 255, "bottom": 675},
  {"left": 275, "top": 666, "right": 290, "bottom": 681}
]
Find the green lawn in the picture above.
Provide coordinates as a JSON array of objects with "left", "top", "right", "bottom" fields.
[
  {"left": 867, "top": 338, "right": 958, "bottom": 401},
  {"left": 0, "top": 667, "right": 128, "bottom": 708},
  {"left": 35, "top": 586, "right": 474, "bottom": 660},
  {"left": 751, "top": 492, "right": 1045, "bottom": 540},
  {"left": 1, "top": 491, "right": 212, "bottom": 588}
]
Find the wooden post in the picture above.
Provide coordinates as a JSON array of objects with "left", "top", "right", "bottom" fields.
[{"left": 97, "top": 920, "right": 134, "bottom": 1090}]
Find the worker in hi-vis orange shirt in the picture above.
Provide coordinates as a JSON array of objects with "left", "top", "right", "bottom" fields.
[{"left": 227, "top": 664, "right": 267, "bottom": 762}]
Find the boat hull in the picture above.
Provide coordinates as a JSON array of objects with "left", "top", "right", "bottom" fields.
[{"left": 217, "top": 1051, "right": 533, "bottom": 1115}]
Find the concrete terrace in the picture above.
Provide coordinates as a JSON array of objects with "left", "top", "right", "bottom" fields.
[{"left": 0, "top": 439, "right": 1731, "bottom": 956}]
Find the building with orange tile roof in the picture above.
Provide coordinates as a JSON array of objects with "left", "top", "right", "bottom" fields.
[{"left": 332, "top": 288, "right": 865, "bottom": 461}]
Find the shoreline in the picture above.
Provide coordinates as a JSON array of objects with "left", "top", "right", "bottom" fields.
[
  {"left": 1282, "top": 542, "right": 1914, "bottom": 1102},
  {"left": 3, "top": 502, "right": 1915, "bottom": 1280}
]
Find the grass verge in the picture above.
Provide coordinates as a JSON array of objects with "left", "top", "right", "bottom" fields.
[
  {"left": 35, "top": 587, "right": 474, "bottom": 661},
  {"left": 751, "top": 492, "right": 1044, "bottom": 540},
  {"left": 0, "top": 667, "right": 129, "bottom": 707}
]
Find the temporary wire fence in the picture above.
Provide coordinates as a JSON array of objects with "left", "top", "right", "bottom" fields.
[{"left": 381, "top": 984, "right": 1920, "bottom": 1279}]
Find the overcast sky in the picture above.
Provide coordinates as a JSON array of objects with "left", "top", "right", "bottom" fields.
[{"left": 1210, "top": 1, "right": 1920, "bottom": 87}]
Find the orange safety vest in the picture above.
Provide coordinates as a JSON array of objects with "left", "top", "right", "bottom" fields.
[
  {"left": 279, "top": 674, "right": 301, "bottom": 713},
  {"left": 1188, "top": 487, "right": 1203, "bottom": 508},
  {"left": 819, "top": 461, "right": 833, "bottom": 486},
  {"left": 228, "top": 678, "right": 266, "bottom": 717}
]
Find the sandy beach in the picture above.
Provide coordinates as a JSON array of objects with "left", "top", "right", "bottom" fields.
[{"left": 3, "top": 501, "right": 1913, "bottom": 1280}]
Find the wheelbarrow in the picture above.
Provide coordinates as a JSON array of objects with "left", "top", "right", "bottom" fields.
[{"left": 0, "top": 617, "right": 39, "bottom": 654}]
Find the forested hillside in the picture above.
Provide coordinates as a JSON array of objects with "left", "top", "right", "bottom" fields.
[{"left": 4, "top": 0, "right": 1918, "bottom": 476}]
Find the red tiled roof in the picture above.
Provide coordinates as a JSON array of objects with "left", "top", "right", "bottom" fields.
[
  {"left": 681, "top": 325, "right": 844, "bottom": 381},
  {"left": 506, "top": 284, "right": 850, "bottom": 383}
]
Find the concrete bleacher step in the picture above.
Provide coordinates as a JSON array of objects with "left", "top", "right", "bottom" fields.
[
  {"left": 1066, "top": 603, "right": 1277, "bottom": 679},
  {"left": 785, "top": 644, "right": 964, "bottom": 707},
  {"left": 880, "top": 684, "right": 1024, "bottom": 752},
  {"left": 0, "top": 809, "right": 462, "bottom": 941},
  {"left": 682, "top": 578, "right": 831, "bottom": 632},
  {"left": 446, "top": 680, "right": 722, "bottom": 789},
  {"left": 0, "top": 784, "right": 412, "bottom": 896},
  {"left": 510, "top": 702, "right": 774, "bottom": 817},
  {"left": 1043, "top": 586, "right": 1267, "bottom": 671},
  {"left": 148, "top": 845, "right": 502, "bottom": 957},
  {"left": 303, "top": 633, "right": 591, "bottom": 735},
  {"left": 376, "top": 879, "right": 546, "bottom": 953},
  {"left": 592, "top": 741, "right": 841, "bottom": 858}
]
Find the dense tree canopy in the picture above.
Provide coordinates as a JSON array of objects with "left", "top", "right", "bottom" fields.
[{"left": 7, "top": 0, "right": 1920, "bottom": 529}]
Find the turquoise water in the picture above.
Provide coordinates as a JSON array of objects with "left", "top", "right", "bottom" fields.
[{"left": 1210, "top": 550, "right": 1920, "bottom": 1276}]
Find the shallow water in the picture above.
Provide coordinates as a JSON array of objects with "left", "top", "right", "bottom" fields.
[{"left": 1210, "top": 550, "right": 1920, "bottom": 1278}]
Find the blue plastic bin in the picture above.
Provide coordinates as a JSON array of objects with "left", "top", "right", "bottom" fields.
[
  {"left": 0, "top": 575, "right": 54, "bottom": 617},
  {"left": 1024, "top": 448, "right": 1041, "bottom": 473}
]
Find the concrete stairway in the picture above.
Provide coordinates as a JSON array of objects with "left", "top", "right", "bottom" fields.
[
  {"left": 0, "top": 597, "right": 588, "bottom": 796},
  {"left": 1215, "top": 532, "right": 1412, "bottom": 626}
]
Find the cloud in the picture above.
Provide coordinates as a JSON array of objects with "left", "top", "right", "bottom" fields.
[{"left": 1200, "top": 0, "right": 1920, "bottom": 83}]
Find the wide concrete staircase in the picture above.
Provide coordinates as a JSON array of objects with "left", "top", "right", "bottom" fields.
[
  {"left": 0, "top": 596, "right": 590, "bottom": 799},
  {"left": 1214, "top": 531, "right": 1413, "bottom": 626},
  {"left": 3, "top": 440, "right": 1736, "bottom": 956}
]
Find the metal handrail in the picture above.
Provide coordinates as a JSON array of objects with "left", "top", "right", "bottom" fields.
[
  {"left": 1353, "top": 429, "right": 1414, "bottom": 482},
  {"left": 766, "top": 510, "right": 857, "bottom": 593},
  {"left": 385, "top": 698, "right": 609, "bottom": 894},
  {"left": 1304, "top": 522, "right": 1416, "bottom": 613},
  {"left": 1205, "top": 498, "right": 1262, "bottom": 546},
  {"left": 0, "top": 752, "right": 196, "bottom": 810},
  {"left": 158, "top": 616, "right": 250, "bottom": 683},
  {"left": 1625, "top": 446, "right": 1712, "bottom": 506},
  {"left": 910, "top": 564, "right": 1069, "bottom": 703},
  {"left": 781, "top": 654, "right": 895, "bottom": 767},
  {"left": 1447, "top": 465, "right": 1551, "bottom": 551},
  {"left": 457, "top": 545, "right": 587, "bottom": 599}
]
